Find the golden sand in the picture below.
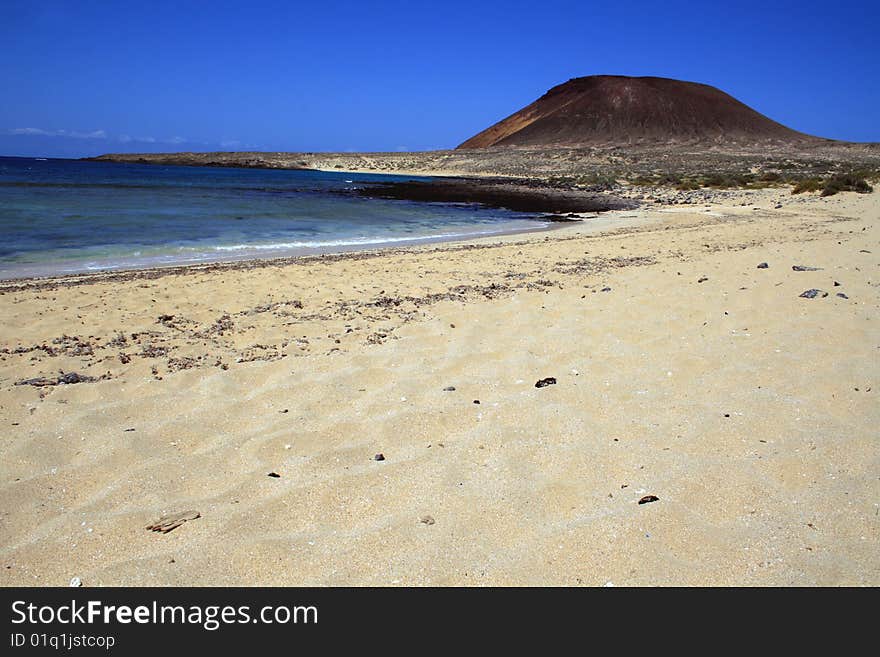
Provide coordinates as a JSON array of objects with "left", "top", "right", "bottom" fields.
[{"left": 1, "top": 187, "right": 877, "bottom": 586}]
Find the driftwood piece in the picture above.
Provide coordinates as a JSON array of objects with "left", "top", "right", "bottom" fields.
[{"left": 146, "top": 510, "right": 200, "bottom": 534}]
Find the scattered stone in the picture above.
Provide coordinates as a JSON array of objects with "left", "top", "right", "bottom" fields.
[
  {"left": 15, "top": 376, "right": 58, "bottom": 387},
  {"left": 15, "top": 371, "right": 98, "bottom": 387},
  {"left": 601, "top": 286, "right": 612, "bottom": 292},
  {"left": 419, "top": 515, "right": 435, "bottom": 526},
  {"left": 124, "top": 428, "right": 135, "bottom": 432},
  {"left": 833, "top": 281, "right": 841, "bottom": 287},
  {"left": 58, "top": 372, "right": 95, "bottom": 385},
  {"left": 698, "top": 277, "right": 708, "bottom": 283},
  {"left": 535, "top": 377, "right": 557, "bottom": 388},
  {"left": 774, "top": 203, "right": 782, "bottom": 209},
  {"left": 267, "top": 472, "right": 281, "bottom": 478},
  {"left": 69, "top": 577, "right": 82, "bottom": 588},
  {"left": 836, "top": 292, "right": 849, "bottom": 299},
  {"left": 792, "top": 265, "right": 823, "bottom": 272},
  {"left": 146, "top": 510, "right": 200, "bottom": 534},
  {"left": 638, "top": 495, "right": 660, "bottom": 505},
  {"left": 443, "top": 386, "right": 456, "bottom": 391},
  {"left": 757, "top": 262, "right": 769, "bottom": 269},
  {"left": 799, "top": 289, "right": 827, "bottom": 299},
  {"left": 374, "top": 453, "right": 385, "bottom": 461}
]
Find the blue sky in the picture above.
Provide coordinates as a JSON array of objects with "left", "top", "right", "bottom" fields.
[{"left": 1, "top": 0, "right": 878, "bottom": 157}]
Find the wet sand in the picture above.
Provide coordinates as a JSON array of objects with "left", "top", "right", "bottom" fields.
[{"left": 0, "top": 186, "right": 877, "bottom": 586}]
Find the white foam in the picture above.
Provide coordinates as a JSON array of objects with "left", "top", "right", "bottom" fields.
[{"left": 203, "top": 229, "right": 513, "bottom": 252}]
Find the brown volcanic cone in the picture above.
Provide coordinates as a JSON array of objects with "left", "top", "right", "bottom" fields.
[{"left": 458, "top": 75, "right": 820, "bottom": 148}]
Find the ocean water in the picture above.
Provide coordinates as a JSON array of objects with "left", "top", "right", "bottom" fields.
[{"left": 0, "top": 156, "right": 549, "bottom": 279}]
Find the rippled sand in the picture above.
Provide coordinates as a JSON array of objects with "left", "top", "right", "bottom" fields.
[{"left": 1, "top": 187, "right": 877, "bottom": 586}]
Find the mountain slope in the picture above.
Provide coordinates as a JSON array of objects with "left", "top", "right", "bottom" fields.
[{"left": 458, "top": 76, "right": 821, "bottom": 148}]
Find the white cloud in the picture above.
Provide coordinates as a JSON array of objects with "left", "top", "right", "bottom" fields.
[
  {"left": 6, "top": 127, "right": 245, "bottom": 149},
  {"left": 69, "top": 129, "right": 106, "bottom": 139},
  {"left": 7, "top": 127, "right": 107, "bottom": 139},
  {"left": 10, "top": 127, "right": 54, "bottom": 136}
]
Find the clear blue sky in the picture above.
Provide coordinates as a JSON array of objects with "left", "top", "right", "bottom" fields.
[{"left": 2, "top": 0, "right": 878, "bottom": 157}]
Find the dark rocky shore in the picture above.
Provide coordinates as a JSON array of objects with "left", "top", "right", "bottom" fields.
[{"left": 353, "top": 177, "right": 638, "bottom": 214}]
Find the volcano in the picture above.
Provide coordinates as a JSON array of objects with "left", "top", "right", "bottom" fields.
[{"left": 457, "top": 75, "right": 821, "bottom": 148}]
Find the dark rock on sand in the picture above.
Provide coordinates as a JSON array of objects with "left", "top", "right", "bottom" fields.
[
  {"left": 355, "top": 178, "right": 636, "bottom": 214},
  {"left": 757, "top": 262, "right": 769, "bottom": 269},
  {"left": 58, "top": 372, "right": 94, "bottom": 384},
  {"left": 374, "top": 453, "right": 386, "bottom": 461},
  {"left": 542, "top": 214, "right": 582, "bottom": 222},
  {"left": 799, "top": 289, "right": 828, "bottom": 299},
  {"left": 15, "top": 371, "right": 97, "bottom": 387},
  {"left": 535, "top": 377, "right": 557, "bottom": 388},
  {"left": 638, "top": 495, "right": 660, "bottom": 505},
  {"left": 443, "top": 386, "right": 456, "bottom": 391},
  {"left": 15, "top": 376, "right": 58, "bottom": 387},
  {"left": 792, "top": 265, "right": 823, "bottom": 272},
  {"left": 836, "top": 292, "right": 849, "bottom": 299}
]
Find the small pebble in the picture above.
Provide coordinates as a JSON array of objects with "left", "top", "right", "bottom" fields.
[
  {"left": 69, "top": 577, "right": 82, "bottom": 587},
  {"left": 419, "top": 515, "right": 435, "bottom": 526},
  {"left": 374, "top": 453, "right": 385, "bottom": 461}
]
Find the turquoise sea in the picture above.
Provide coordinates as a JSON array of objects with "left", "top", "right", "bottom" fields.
[{"left": 0, "top": 156, "right": 548, "bottom": 279}]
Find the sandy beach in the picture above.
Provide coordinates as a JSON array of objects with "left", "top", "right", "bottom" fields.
[{"left": 0, "top": 185, "right": 877, "bottom": 586}]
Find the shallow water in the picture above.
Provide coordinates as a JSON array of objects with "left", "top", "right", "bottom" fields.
[{"left": 0, "top": 157, "right": 547, "bottom": 279}]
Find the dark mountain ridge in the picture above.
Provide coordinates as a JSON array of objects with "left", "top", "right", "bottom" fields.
[{"left": 458, "top": 75, "right": 826, "bottom": 148}]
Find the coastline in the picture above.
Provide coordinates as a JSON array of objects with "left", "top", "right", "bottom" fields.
[
  {"left": 0, "top": 220, "right": 563, "bottom": 284},
  {"left": 0, "top": 209, "right": 652, "bottom": 287},
  {"left": 2, "top": 185, "right": 877, "bottom": 585},
  {"left": 0, "top": 159, "right": 638, "bottom": 282}
]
